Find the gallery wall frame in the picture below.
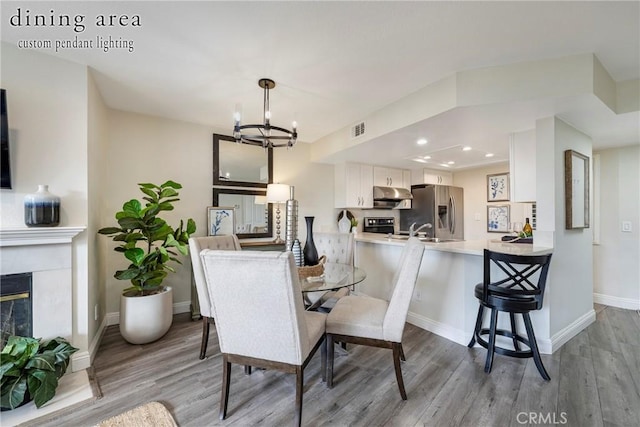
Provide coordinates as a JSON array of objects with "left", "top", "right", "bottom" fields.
[
  {"left": 564, "top": 149, "right": 590, "bottom": 229},
  {"left": 207, "top": 206, "right": 235, "bottom": 236},
  {"left": 487, "top": 205, "right": 510, "bottom": 233},
  {"left": 487, "top": 172, "right": 510, "bottom": 202}
]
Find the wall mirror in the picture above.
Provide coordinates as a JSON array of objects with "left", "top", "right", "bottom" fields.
[
  {"left": 564, "top": 149, "right": 590, "bottom": 229},
  {"left": 213, "top": 188, "right": 273, "bottom": 239},
  {"left": 213, "top": 133, "right": 273, "bottom": 188}
]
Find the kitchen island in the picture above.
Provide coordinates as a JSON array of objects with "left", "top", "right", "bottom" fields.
[{"left": 353, "top": 232, "right": 555, "bottom": 353}]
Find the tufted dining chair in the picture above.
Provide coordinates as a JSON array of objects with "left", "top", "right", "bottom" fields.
[
  {"left": 314, "top": 232, "right": 354, "bottom": 265},
  {"left": 200, "top": 250, "right": 326, "bottom": 427},
  {"left": 326, "top": 237, "right": 425, "bottom": 400},
  {"left": 308, "top": 232, "right": 355, "bottom": 310},
  {"left": 188, "top": 235, "right": 241, "bottom": 359}
]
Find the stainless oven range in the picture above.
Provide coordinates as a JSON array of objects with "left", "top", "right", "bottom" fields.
[{"left": 363, "top": 217, "right": 395, "bottom": 234}]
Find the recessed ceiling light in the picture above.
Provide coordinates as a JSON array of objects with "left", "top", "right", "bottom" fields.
[
  {"left": 440, "top": 163, "right": 450, "bottom": 168},
  {"left": 462, "top": 146, "right": 472, "bottom": 151},
  {"left": 447, "top": 161, "right": 455, "bottom": 165},
  {"left": 417, "top": 138, "right": 428, "bottom": 145},
  {"left": 412, "top": 158, "right": 427, "bottom": 163},
  {"left": 423, "top": 155, "right": 431, "bottom": 160},
  {"left": 485, "top": 153, "right": 494, "bottom": 158}
]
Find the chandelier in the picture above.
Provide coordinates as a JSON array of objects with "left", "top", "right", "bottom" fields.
[{"left": 233, "top": 78, "right": 298, "bottom": 148}]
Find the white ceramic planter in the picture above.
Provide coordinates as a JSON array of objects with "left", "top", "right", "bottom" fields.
[{"left": 119, "top": 286, "right": 173, "bottom": 344}]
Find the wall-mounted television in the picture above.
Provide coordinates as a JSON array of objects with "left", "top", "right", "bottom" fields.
[{"left": 1, "top": 88, "right": 11, "bottom": 189}]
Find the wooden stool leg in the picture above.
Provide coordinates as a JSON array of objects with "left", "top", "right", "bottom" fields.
[
  {"left": 523, "top": 312, "right": 550, "bottom": 381},
  {"left": 468, "top": 305, "right": 485, "bottom": 347},
  {"left": 509, "top": 313, "right": 521, "bottom": 351},
  {"left": 321, "top": 336, "right": 327, "bottom": 383},
  {"left": 484, "top": 308, "right": 498, "bottom": 373},
  {"left": 399, "top": 343, "right": 406, "bottom": 362}
]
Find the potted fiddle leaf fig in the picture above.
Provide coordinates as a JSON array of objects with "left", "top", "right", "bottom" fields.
[
  {"left": 99, "top": 180, "right": 196, "bottom": 344},
  {"left": 0, "top": 336, "right": 78, "bottom": 411}
]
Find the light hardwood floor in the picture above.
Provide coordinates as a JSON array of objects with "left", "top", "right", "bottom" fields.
[{"left": 26, "top": 304, "right": 640, "bottom": 426}]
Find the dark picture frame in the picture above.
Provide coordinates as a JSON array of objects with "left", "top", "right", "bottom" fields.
[{"left": 564, "top": 149, "right": 590, "bottom": 229}]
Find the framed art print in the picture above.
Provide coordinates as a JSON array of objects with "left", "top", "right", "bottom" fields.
[
  {"left": 487, "top": 205, "right": 510, "bottom": 233},
  {"left": 487, "top": 172, "right": 510, "bottom": 202},
  {"left": 207, "top": 206, "right": 235, "bottom": 236}
]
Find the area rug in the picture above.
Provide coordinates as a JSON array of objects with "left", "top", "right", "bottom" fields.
[{"left": 95, "top": 401, "right": 178, "bottom": 427}]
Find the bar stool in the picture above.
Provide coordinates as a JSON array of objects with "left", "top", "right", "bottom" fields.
[{"left": 468, "top": 249, "right": 553, "bottom": 380}]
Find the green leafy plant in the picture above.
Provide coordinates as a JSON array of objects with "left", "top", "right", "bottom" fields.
[
  {"left": 0, "top": 336, "right": 78, "bottom": 410},
  {"left": 350, "top": 217, "right": 358, "bottom": 230},
  {"left": 98, "top": 180, "right": 196, "bottom": 296}
]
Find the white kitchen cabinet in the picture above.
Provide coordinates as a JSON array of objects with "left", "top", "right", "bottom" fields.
[
  {"left": 335, "top": 163, "right": 373, "bottom": 208},
  {"left": 509, "top": 130, "right": 536, "bottom": 202},
  {"left": 373, "top": 166, "right": 404, "bottom": 187},
  {"left": 397, "top": 169, "right": 412, "bottom": 209},
  {"left": 423, "top": 168, "right": 453, "bottom": 185}
]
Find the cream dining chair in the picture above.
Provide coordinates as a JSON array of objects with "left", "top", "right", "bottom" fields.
[
  {"left": 326, "top": 237, "right": 425, "bottom": 400},
  {"left": 200, "top": 250, "right": 326, "bottom": 426},
  {"left": 308, "top": 232, "right": 355, "bottom": 310},
  {"left": 188, "top": 235, "right": 241, "bottom": 359}
]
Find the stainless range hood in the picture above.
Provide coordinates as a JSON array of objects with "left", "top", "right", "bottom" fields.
[{"left": 372, "top": 186, "right": 413, "bottom": 209}]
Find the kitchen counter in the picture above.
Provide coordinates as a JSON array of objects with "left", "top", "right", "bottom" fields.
[
  {"left": 353, "top": 232, "right": 555, "bottom": 353},
  {"left": 354, "top": 232, "right": 553, "bottom": 256}
]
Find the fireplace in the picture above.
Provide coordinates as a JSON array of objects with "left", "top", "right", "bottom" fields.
[
  {"left": 0, "top": 272, "right": 32, "bottom": 348},
  {"left": 0, "top": 226, "right": 84, "bottom": 366}
]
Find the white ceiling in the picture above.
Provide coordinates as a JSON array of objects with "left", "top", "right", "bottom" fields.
[{"left": 2, "top": 1, "right": 639, "bottom": 170}]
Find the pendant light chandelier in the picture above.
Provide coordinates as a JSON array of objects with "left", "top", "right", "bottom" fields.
[{"left": 233, "top": 78, "right": 298, "bottom": 149}]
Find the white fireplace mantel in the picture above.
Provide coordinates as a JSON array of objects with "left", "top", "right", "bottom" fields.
[{"left": 0, "top": 226, "right": 86, "bottom": 247}]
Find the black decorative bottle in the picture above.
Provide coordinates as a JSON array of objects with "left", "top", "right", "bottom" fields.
[
  {"left": 303, "top": 216, "right": 319, "bottom": 266},
  {"left": 24, "top": 185, "right": 60, "bottom": 227}
]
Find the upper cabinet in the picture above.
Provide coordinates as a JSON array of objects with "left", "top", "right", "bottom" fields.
[
  {"left": 397, "top": 169, "right": 412, "bottom": 209},
  {"left": 509, "top": 130, "right": 536, "bottom": 202},
  {"left": 335, "top": 163, "right": 373, "bottom": 208},
  {"left": 423, "top": 168, "right": 453, "bottom": 185},
  {"left": 373, "top": 166, "right": 404, "bottom": 187}
]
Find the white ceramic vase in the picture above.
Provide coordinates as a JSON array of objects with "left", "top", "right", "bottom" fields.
[
  {"left": 338, "top": 210, "right": 351, "bottom": 233},
  {"left": 119, "top": 286, "right": 173, "bottom": 344}
]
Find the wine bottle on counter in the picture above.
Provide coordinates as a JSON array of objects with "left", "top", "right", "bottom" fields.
[{"left": 523, "top": 218, "right": 533, "bottom": 237}]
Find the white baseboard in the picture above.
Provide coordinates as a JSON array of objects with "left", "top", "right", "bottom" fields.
[
  {"left": 406, "top": 311, "right": 467, "bottom": 346},
  {"left": 548, "top": 309, "right": 596, "bottom": 353},
  {"left": 593, "top": 293, "right": 640, "bottom": 310},
  {"left": 71, "top": 316, "right": 108, "bottom": 372},
  {"left": 106, "top": 300, "right": 192, "bottom": 327}
]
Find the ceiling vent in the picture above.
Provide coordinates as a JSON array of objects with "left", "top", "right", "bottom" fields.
[{"left": 351, "top": 121, "right": 366, "bottom": 139}]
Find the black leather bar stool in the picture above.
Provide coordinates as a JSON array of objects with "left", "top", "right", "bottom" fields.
[{"left": 468, "top": 249, "right": 553, "bottom": 380}]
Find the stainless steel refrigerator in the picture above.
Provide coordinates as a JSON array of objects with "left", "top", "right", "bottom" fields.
[{"left": 399, "top": 184, "right": 464, "bottom": 240}]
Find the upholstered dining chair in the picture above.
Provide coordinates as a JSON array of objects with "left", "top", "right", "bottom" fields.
[
  {"left": 314, "top": 232, "right": 354, "bottom": 265},
  {"left": 200, "top": 250, "right": 327, "bottom": 427},
  {"left": 188, "top": 235, "right": 241, "bottom": 359},
  {"left": 325, "top": 237, "right": 425, "bottom": 400},
  {"left": 308, "top": 232, "right": 355, "bottom": 310}
]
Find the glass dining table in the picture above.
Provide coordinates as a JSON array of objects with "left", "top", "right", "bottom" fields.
[{"left": 299, "top": 262, "right": 366, "bottom": 310}]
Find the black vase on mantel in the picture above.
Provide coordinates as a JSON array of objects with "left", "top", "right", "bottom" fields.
[
  {"left": 24, "top": 185, "right": 60, "bottom": 227},
  {"left": 303, "top": 216, "right": 319, "bottom": 267}
]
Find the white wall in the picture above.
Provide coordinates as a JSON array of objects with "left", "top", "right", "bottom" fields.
[
  {"left": 102, "top": 111, "right": 338, "bottom": 314},
  {"left": 1, "top": 43, "right": 91, "bottom": 369},
  {"left": 87, "top": 71, "right": 109, "bottom": 359},
  {"left": 537, "top": 117, "right": 594, "bottom": 338},
  {"left": 103, "top": 110, "right": 221, "bottom": 313},
  {"left": 593, "top": 145, "right": 640, "bottom": 309},
  {"left": 452, "top": 163, "right": 532, "bottom": 241}
]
